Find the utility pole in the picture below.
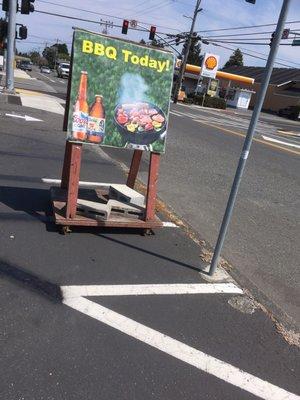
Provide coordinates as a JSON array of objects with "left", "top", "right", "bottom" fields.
[
  {"left": 208, "top": 0, "right": 291, "bottom": 276},
  {"left": 173, "top": 0, "right": 202, "bottom": 103},
  {"left": 5, "top": 0, "right": 17, "bottom": 93}
]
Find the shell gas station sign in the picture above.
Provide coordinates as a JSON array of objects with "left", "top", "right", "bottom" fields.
[{"left": 200, "top": 53, "right": 220, "bottom": 79}]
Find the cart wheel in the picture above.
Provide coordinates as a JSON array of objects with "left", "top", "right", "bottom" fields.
[
  {"left": 60, "top": 226, "right": 72, "bottom": 235},
  {"left": 142, "top": 228, "right": 154, "bottom": 236}
]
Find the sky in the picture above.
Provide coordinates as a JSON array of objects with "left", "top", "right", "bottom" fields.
[{"left": 2, "top": 0, "right": 300, "bottom": 68}]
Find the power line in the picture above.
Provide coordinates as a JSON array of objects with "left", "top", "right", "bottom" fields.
[
  {"left": 207, "top": 39, "right": 293, "bottom": 46},
  {"left": 36, "top": 0, "right": 180, "bottom": 32},
  {"left": 197, "top": 20, "right": 300, "bottom": 34},
  {"left": 210, "top": 42, "right": 297, "bottom": 69},
  {"left": 135, "top": 0, "right": 173, "bottom": 16},
  {"left": 34, "top": 9, "right": 175, "bottom": 35},
  {"left": 204, "top": 29, "right": 300, "bottom": 39}
]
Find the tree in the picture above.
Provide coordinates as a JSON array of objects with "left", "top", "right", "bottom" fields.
[
  {"left": 42, "top": 42, "right": 69, "bottom": 68},
  {"left": 186, "top": 37, "right": 203, "bottom": 66},
  {"left": 151, "top": 38, "right": 164, "bottom": 48},
  {"left": 139, "top": 39, "right": 146, "bottom": 45},
  {"left": 29, "top": 51, "right": 41, "bottom": 65},
  {"left": 42, "top": 46, "right": 56, "bottom": 68},
  {"left": 224, "top": 48, "right": 243, "bottom": 68}
]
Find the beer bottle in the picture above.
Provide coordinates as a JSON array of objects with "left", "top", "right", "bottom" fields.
[
  {"left": 87, "top": 95, "right": 105, "bottom": 144},
  {"left": 72, "top": 71, "right": 89, "bottom": 141}
]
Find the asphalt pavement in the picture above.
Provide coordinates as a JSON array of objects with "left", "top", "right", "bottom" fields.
[
  {"left": 5, "top": 69, "right": 300, "bottom": 331},
  {"left": 0, "top": 95, "right": 299, "bottom": 399}
]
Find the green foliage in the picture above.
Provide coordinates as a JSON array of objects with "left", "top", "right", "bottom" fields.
[
  {"left": 224, "top": 48, "right": 243, "bottom": 68},
  {"left": 151, "top": 38, "right": 164, "bottom": 48},
  {"left": 187, "top": 41, "right": 203, "bottom": 66},
  {"left": 68, "top": 30, "right": 174, "bottom": 154},
  {"left": 42, "top": 43, "right": 69, "bottom": 68},
  {"left": 42, "top": 46, "right": 56, "bottom": 68},
  {"left": 29, "top": 51, "right": 40, "bottom": 64}
]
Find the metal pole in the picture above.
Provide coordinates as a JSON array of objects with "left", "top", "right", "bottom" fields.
[
  {"left": 208, "top": 0, "right": 291, "bottom": 276},
  {"left": 173, "top": 0, "right": 201, "bottom": 103},
  {"left": 5, "top": 0, "right": 17, "bottom": 93},
  {"left": 3, "top": 11, "right": 8, "bottom": 72}
]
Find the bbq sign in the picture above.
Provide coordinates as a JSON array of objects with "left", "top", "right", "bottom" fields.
[
  {"left": 65, "top": 29, "right": 175, "bottom": 153},
  {"left": 200, "top": 52, "right": 220, "bottom": 79}
]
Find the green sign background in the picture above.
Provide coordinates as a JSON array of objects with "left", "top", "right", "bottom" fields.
[{"left": 66, "top": 29, "right": 175, "bottom": 153}]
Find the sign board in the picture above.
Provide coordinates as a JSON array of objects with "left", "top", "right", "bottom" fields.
[
  {"left": 207, "top": 78, "right": 219, "bottom": 97},
  {"left": 200, "top": 53, "right": 220, "bottom": 79},
  {"left": 66, "top": 29, "right": 175, "bottom": 153}
]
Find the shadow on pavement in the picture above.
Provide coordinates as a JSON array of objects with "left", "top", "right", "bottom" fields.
[
  {"left": 0, "top": 185, "right": 54, "bottom": 226},
  {"left": 96, "top": 233, "right": 202, "bottom": 273},
  {"left": 0, "top": 259, "right": 62, "bottom": 302}
]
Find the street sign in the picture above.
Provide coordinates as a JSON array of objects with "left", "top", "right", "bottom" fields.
[
  {"left": 292, "top": 39, "right": 300, "bottom": 46},
  {"left": 200, "top": 53, "right": 220, "bottom": 79},
  {"left": 66, "top": 29, "right": 175, "bottom": 153}
]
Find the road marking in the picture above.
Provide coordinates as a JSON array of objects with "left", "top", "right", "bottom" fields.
[
  {"left": 262, "top": 135, "right": 300, "bottom": 149},
  {"left": 63, "top": 293, "right": 299, "bottom": 400},
  {"left": 277, "top": 130, "right": 300, "bottom": 137},
  {"left": 38, "top": 72, "right": 55, "bottom": 82},
  {"left": 191, "top": 118, "right": 300, "bottom": 156},
  {"left": 171, "top": 108, "right": 300, "bottom": 156},
  {"left": 5, "top": 113, "right": 43, "bottom": 122},
  {"left": 61, "top": 282, "right": 242, "bottom": 298},
  {"left": 42, "top": 178, "right": 110, "bottom": 188}
]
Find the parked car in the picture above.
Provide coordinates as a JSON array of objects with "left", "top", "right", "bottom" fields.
[
  {"left": 40, "top": 66, "right": 51, "bottom": 74},
  {"left": 19, "top": 61, "right": 32, "bottom": 71},
  {"left": 57, "top": 62, "right": 70, "bottom": 78},
  {"left": 278, "top": 106, "right": 300, "bottom": 121}
]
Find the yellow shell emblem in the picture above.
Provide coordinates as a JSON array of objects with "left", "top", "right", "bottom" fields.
[{"left": 205, "top": 56, "right": 217, "bottom": 70}]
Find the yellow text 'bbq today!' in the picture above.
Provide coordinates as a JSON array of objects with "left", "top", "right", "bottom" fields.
[{"left": 81, "top": 40, "right": 171, "bottom": 73}]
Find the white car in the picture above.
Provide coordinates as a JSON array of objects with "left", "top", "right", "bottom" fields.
[
  {"left": 40, "top": 66, "right": 51, "bottom": 74},
  {"left": 57, "top": 63, "right": 70, "bottom": 78}
]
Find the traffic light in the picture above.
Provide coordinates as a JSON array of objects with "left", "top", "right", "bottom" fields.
[
  {"left": 122, "top": 20, "right": 129, "bottom": 35},
  {"left": 282, "top": 28, "right": 290, "bottom": 39},
  {"left": 0, "top": 19, "right": 8, "bottom": 40},
  {"left": 269, "top": 32, "right": 275, "bottom": 47},
  {"left": 149, "top": 26, "right": 156, "bottom": 41},
  {"left": 19, "top": 25, "right": 28, "bottom": 40},
  {"left": 2, "top": 0, "right": 9, "bottom": 11},
  {"left": 175, "top": 35, "right": 181, "bottom": 45},
  {"left": 21, "top": 0, "right": 35, "bottom": 15}
]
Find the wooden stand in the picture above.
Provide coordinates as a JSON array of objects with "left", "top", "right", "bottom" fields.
[{"left": 50, "top": 142, "right": 164, "bottom": 231}]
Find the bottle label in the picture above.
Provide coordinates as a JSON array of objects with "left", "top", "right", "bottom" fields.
[
  {"left": 87, "top": 116, "right": 105, "bottom": 137},
  {"left": 72, "top": 111, "right": 88, "bottom": 134}
]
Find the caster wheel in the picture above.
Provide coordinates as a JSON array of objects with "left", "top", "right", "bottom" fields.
[
  {"left": 142, "top": 228, "right": 154, "bottom": 236},
  {"left": 60, "top": 226, "right": 72, "bottom": 235}
]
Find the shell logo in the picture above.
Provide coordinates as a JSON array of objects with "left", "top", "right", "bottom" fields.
[{"left": 205, "top": 56, "right": 218, "bottom": 70}]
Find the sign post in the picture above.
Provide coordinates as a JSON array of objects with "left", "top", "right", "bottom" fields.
[{"left": 208, "top": 0, "right": 292, "bottom": 276}]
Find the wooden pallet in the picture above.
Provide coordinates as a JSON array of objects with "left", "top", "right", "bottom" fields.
[{"left": 50, "top": 143, "right": 163, "bottom": 231}]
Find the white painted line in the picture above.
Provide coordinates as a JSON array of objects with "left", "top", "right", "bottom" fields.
[
  {"left": 63, "top": 295, "right": 299, "bottom": 400},
  {"left": 170, "top": 110, "right": 185, "bottom": 117},
  {"left": 262, "top": 135, "right": 300, "bottom": 149},
  {"left": 38, "top": 72, "right": 55, "bottom": 82},
  {"left": 61, "top": 283, "right": 243, "bottom": 298},
  {"left": 162, "top": 221, "right": 178, "bottom": 228},
  {"left": 42, "top": 178, "right": 110, "bottom": 188},
  {"left": 5, "top": 113, "right": 43, "bottom": 122}
]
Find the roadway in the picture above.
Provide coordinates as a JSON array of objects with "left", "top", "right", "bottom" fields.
[{"left": 12, "top": 70, "right": 300, "bottom": 330}]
